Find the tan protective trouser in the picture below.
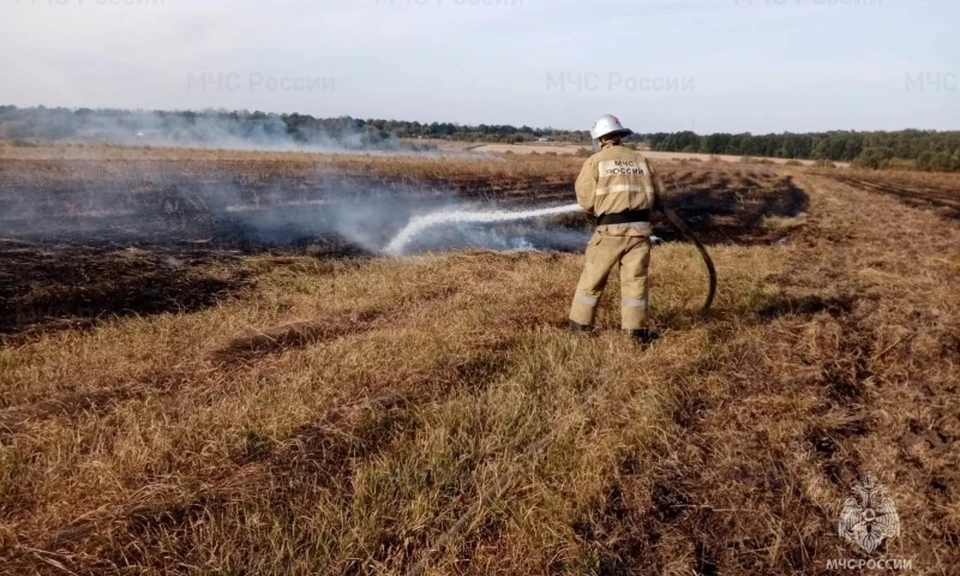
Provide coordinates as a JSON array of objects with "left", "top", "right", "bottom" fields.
[{"left": 569, "top": 231, "right": 651, "bottom": 330}]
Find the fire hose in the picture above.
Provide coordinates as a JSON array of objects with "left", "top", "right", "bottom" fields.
[{"left": 660, "top": 203, "right": 717, "bottom": 314}]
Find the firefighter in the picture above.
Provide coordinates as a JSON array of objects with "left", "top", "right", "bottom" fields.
[{"left": 568, "top": 114, "right": 664, "bottom": 344}]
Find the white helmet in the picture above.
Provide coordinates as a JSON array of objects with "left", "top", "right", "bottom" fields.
[{"left": 590, "top": 114, "right": 633, "bottom": 143}]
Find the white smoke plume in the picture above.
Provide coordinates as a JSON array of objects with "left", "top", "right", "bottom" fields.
[{"left": 0, "top": 106, "right": 430, "bottom": 153}]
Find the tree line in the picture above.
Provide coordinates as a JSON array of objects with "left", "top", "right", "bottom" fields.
[
  {"left": 2, "top": 106, "right": 957, "bottom": 171},
  {"left": 646, "top": 130, "right": 960, "bottom": 171}
]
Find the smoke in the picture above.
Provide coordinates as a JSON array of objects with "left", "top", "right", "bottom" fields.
[
  {"left": 0, "top": 109, "right": 591, "bottom": 253},
  {"left": 217, "top": 186, "right": 590, "bottom": 255},
  {"left": 0, "top": 166, "right": 591, "bottom": 255},
  {"left": 0, "top": 106, "right": 433, "bottom": 153}
]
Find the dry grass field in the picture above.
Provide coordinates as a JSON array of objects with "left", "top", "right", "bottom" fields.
[{"left": 0, "top": 144, "right": 958, "bottom": 575}]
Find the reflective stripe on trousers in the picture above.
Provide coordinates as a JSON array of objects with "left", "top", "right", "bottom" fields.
[{"left": 569, "top": 231, "right": 651, "bottom": 330}]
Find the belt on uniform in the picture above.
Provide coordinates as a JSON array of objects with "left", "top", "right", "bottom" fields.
[{"left": 596, "top": 209, "right": 651, "bottom": 226}]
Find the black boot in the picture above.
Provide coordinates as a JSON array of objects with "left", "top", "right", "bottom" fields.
[
  {"left": 628, "top": 328, "right": 659, "bottom": 345},
  {"left": 567, "top": 320, "right": 595, "bottom": 333}
]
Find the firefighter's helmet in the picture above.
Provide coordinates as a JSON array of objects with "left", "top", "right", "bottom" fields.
[{"left": 590, "top": 114, "right": 633, "bottom": 143}]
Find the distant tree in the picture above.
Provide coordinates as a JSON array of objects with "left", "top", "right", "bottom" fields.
[{"left": 854, "top": 147, "right": 895, "bottom": 169}]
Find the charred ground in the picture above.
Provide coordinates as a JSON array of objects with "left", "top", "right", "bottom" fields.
[{"left": 1, "top": 147, "right": 806, "bottom": 335}]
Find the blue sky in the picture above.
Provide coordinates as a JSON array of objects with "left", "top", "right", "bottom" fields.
[{"left": 1, "top": 0, "right": 957, "bottom": 132}]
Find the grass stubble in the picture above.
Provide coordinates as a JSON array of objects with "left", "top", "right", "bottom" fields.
[{"left": 0, "top": 145, "right": 958, "bottom": 574}]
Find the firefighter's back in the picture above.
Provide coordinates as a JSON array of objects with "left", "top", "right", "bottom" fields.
[{"left": 590, "top": 145, "right": 657, "bottom": 236}]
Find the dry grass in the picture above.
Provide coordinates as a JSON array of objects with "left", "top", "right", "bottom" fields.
[
  {"left": 812, "top": 168, "right": 960, "bottom": 219},
  {"left": 0, "top": 141, "right": 582, "bottom": 186},
  {"left": 1, "top": 247, "right": 744, "bottom": 574},
  {"left": 1, "top": 148, "right": 958, "bottom": 574},
  {"left": 762, "top": 213, "right": 808, "bottom": 230}
]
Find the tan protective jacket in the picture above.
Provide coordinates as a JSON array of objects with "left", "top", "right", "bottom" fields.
[{"left": 575, "top": 142, "right": 665, "bottom": 236}]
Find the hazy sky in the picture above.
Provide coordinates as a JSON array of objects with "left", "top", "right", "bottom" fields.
[{"left": 1, "top": 0, "right": 957, "bottom": 133}]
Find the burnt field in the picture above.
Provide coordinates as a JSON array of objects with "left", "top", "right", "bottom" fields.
[
  {"left": 1, "top": 147, "right": 805, "bottom": 336},
  {"left": 1, "top": 145, "right": 958, "bottom": 575},
  {"left": 0, "top": 152, "right": 805, "bottom": 249}
]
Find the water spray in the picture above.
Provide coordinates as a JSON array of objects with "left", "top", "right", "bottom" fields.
[{"left": 383, "top": 203, "right": 583, "bottom": 255}]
